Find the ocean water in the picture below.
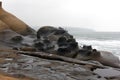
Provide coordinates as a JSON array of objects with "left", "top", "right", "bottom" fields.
[{"left": 68, "top": 30, "right": 120, "bottom": 58}]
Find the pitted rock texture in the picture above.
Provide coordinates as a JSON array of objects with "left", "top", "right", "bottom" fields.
[{"left": 34, "top": 26, "right": 79, "bottom": 58}]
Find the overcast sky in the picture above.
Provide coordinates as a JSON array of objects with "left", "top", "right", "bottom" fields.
[{"left": 1, "top": 0, "right": 120, "bottom": 31}]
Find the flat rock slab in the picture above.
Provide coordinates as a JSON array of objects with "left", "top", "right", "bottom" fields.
[
  {"left": 0, "top": 51, "right": 107, "bottom": 80},
  {"left": 94, "top": 69, "right": 120, "bottom": 77}
]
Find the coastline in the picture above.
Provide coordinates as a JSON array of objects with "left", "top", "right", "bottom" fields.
[
  {"left": 0, "top": 26, "right": 120, "bottom": 80},
  {"left": 0, "top": 1, "right": 120, "bottom": 79}
]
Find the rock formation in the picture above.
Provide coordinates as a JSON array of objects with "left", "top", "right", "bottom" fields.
[
  {"left": 0, "top": 2, "right": 35, "bottom": 36},
  {"left": 76, "top": 45, "right": 120, "bottom": 68},
  {"left": 34, "top": 26, "right": 79, "bottom": 58},
  {"left": 0, "top": 20, "right": 9, "bottom": 31},
  {"left": 0, "top": 2, "right": 120, "bottom": 80}
]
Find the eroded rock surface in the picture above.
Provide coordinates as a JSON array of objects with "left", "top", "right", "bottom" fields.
[
  {"left": 0, "top": 25, "right": 120, "bottom": 80},
  {"left": 34, "top": 26, "right": 79, "bottom": 58},
  {"left": 0, "top": 51, "right": 107, "bottom": 80},
  {"left": 0, "top": 2, "right": 36, "bottom": 36}
]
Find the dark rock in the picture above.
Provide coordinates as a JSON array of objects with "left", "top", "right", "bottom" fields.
[
  {"left": 34, "top": 26, "right": 79, "bottom": 58},
  {"left": 34, "top": 41, "right": 45, "bottom": 51},
  {"left": 83, "top": 45, "right": 92, "bottom": 50},
  {"left": 37, "top": 26, "right": 57, "bottom": 39},
  {"left": 10, "top": 36, "right": 23, "bottom": 43},
  {"left": 67, "top": 38, "right": 76, "bottom": 43},
  {"left": 57, "top": 36, "right": 67, "bottom": 44},
  {"left": 69, "top": 42, "right": 78, "bottom": 50},
  {"left": 54, "top": 28, "right": 66, "bottom": 35},
  {"left": 57, "top": 47, "right": 71, "bottom": 55},
  {"left": 43, "top": 39, "right": 50, "bottom": 44},
  {"left": 76, "top": 45, "right": 95, "bottom": 60}
]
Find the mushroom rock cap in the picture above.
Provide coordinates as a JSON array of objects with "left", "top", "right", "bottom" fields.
[{"left": 0, "top": 2, "right": 35, "bottom": 36}]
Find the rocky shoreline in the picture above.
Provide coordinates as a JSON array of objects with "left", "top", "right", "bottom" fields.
[
  {"left": 0, "top": 26, "right": 120, "bottom": 80},
  {"left": 0, "top": 1, "right": 120, "bottom": 80}
]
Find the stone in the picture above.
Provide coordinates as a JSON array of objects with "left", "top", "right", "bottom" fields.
[
  {"left": 0, "top": 2, "right": 36, "bottom": 36},
  {"left": 0, "top": 20, "right": 9, "bottom": 31},
  {"left": 0, "top": 51, "right": 107, "bottom": 80},
  {"left": 34, "top": 26, "right": 79, "bottom": 58}
]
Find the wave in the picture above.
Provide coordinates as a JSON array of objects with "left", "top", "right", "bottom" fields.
[{"left": 76, "top": 39, "right": 120, "bottom": 59}]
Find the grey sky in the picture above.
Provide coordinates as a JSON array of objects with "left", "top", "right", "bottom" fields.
[{"left": 1, "top": 0, "right": 120, "bottom": 31}]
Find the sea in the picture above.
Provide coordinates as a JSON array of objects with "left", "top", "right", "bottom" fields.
[{"left": 66, "top": 28, "right": 120, "bottom": 58}]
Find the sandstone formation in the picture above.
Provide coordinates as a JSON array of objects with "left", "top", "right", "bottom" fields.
[
  {"left": 0, "top": 20, "right": 9, "bottom": 31},
  {"left": 0, "top": 2, "right": 35, "bottom": 36}
]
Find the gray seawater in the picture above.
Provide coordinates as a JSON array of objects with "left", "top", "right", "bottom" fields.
[{"left": 68, "top": 30, "right": 120, "bottom": 58}]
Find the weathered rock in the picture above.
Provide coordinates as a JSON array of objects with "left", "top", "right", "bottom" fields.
[
  {"left": 76, "top": 45, "right": 120, "bottom": 68},
  {"left": 0, "top": 2, "right": 119, "bottom": 80},
  {"left": 76, "top": 45, "right": 94, "bottom": 60},
  {"left": 90, "top": 50, "right": 120, "bottom": 68},
  {"left": 94, "top": 68, "right": 120, "bottom": 78},
  {"left": 0, "top": 2, "right": 36, "bottom": 36},
  {"left": 34, "top": 26, "right": 79, "bottom": 58},
  {"left": 0, "top": 29, "right": 23, "bottom": 48},
  {"left": 0, "top": 29, "right": 36, "bottom": 49},
  {"left": 0, "top": 20, "right": 9, "bottom": 31},
  {"left": 0, "top": 2, "right": 37, "bottom": 50},
  {"left": 82, "top": 45, "right": 92, "bottom": 50},
  {"left": 0, "top": 51, "right": 107, "bottom": 80},
  {"left": 0, "top": 70, "right": 36, "bottom": 80}
]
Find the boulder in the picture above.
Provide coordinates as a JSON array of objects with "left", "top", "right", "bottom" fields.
[{"left": 34, "top": 26, "right": 79, "bottom": 58}]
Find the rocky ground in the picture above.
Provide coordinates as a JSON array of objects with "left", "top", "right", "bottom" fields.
[
  {"left": 0, "top": 50, "right": 120, "bottom": 80},
  {"left": 0, "top": 2, "right": 120, "bottom": 79},
  {"left": 0, "top": 26, "right": 120, "bottom": 80}
]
